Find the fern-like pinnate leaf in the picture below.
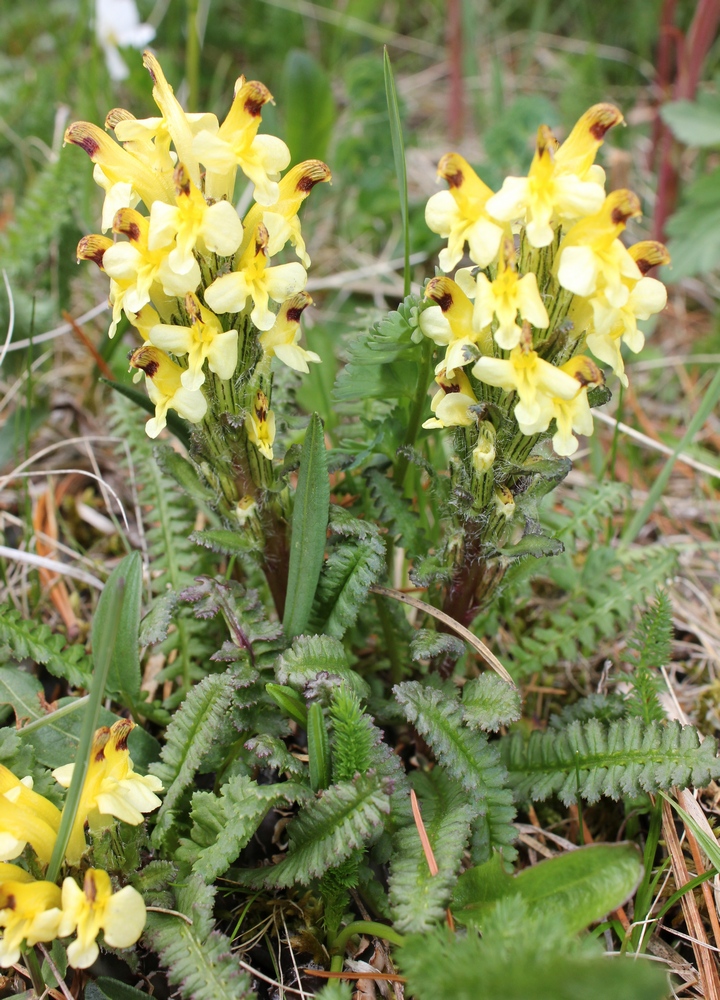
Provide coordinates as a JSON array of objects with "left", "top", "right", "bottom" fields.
[
  {"left": 502, "top": 718, "right": 720, "bottom": 805},
  {"left": 151, "top": 671, "right": 238, "bottom": 847},
  {"left": 144, "top": 876, "right": 252, "bottom": 1000},
  {"left": 410, "top": 630, "right": 465, "bottom": 662},
  {"left": 0, "top": 604, "right": 91, "bottom": 687},
  {"left": 624, "top": 591, "right": 672, "bottom": 724},
  {"left": 176, "top": 775, "right": 306, "bottom": 881},
  {"left": 311, "top": 537, "right": 385, "bottom": 639},
  {"left": 389, "top": 771, "right": 474, "bottom": 933},
  {"left": 365, "top": 468, "right": 424, "bottom": 553},
  {"left": 236, "top": 773, "right": 391, "bottom": 888},
  {"left": 462, "top": 674, "right": 522, "bottom": 733},
  {"left": 395, "top": 682, "right": 517, "bottom": 859},
  {"left": 275, "top": 634, "right": 369, "bottom": 697}
]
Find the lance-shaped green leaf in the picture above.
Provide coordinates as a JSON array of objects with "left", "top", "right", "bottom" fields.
[
  {"left": 452, "top": 843, "right": 643, "bottom": 935},
  {"left": 104, "top": 550, "right": 143, "bottom": 709},
  {"left": 283, "top": 413, "right": 330, "bottom": 640},
  {"left": 308, "top": 702, "right": 331, "bottom": 791}
]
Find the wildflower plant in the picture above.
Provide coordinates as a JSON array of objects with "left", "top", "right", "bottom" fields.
[{"left": 2, "top": 47, "right": 709, "bottom": 1000}]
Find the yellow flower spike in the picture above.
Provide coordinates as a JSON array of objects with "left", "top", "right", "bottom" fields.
[
  {"left": 245, "top": 390, "right": 276, "bottom": 460},
  {"left": 241, "top": 159, "right": 332, "bottom": 266},
  {"left": 106, "top": 107, "right": 178, "bottom": 184},
  {"left": 204, "top": 223, "right": 308, "bottom": 331},
  {"left": 149, "top": 292, "right": 239, "bottom": 390},
  {"left": 0, "top": 877, "right": 62, "bottom": 967},
  {"left": 125, "top": 50, "right": 219, "bottom": 190},
  {"left": 59, "top": 869, "right": 146, "bottom": 970},
  {"left": 553, "top": 104, "right": 624, "bottom": 181},
  {"left": 485, "top": 124, "right": 607, "bottom": 248},
  {"left": 540, "top": 356, "right": 604, "bottom": 457},
  {"left": 53, "top": 721, "right": 164, "bottom": 864},
  {"left": 0, "top": 766, "right": 62, "bottom": 865},
  {"left": 424, "top": 153, "right": 505, "bottom": 272},
  {"left": 148, "top": 163, "right": 244, "bottom": 275},
  {"left": 581, "top": 240, "right": 670, "bottom": 386},
  {"left": 64, "top": 121, "right": 174, "bottom": 209},
  {"left": 458, "top": 239, "right": 549, "bottom": 351},
  {"left": 472, "top": 421, "right": 497, "bottom": 474},
  {"left": 419, "top": 276, "right": 488, "bottom": 377},
  {"left": 259, "top": 292, "right": 320, "bottom": 373},
  {"left": 193, "top": 78, "right": 291, "bottom": 205},
  {"left": 472, "top": 325, "right": 580, "bottom": 430},
  {"left": 422, "top": 369, "right": 478, "bottom": 429},
  {"left": 102, "top": 207, "right": 201, "bottom": 315},
  {"left": 126, "top": 346, "right": 208, "bottom": 438},
  {"left": 556, "top": 189, "right": 642, "bottom": 307}
]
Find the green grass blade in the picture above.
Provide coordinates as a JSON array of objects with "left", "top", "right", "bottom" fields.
[
  {"left": 620, "top": 367, "right": 720, "bottom": 547},
  {"left": 308, "top": 702, "right": 330, "bottom": 791},
  {"left": 283, "top": 413, "right": 330, "bottom": 640},
  {"left": 46, "top": 561, "right": 127, "bottom": 882},
  {"left": 105, "top": 551, "right": 143, "bottom": 711},
  {"left": 384, "top": 47, "right": 410, "bottom": 298}
]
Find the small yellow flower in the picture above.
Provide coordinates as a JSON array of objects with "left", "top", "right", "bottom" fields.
[
  {"left": 245, "top": 391, "right": 276, "bottom": 460},
  {"left": 193, "top": 79, "right": 291, "bottom": 204},
  {"left": 472, "top": 421, "right": 497, "bottom": 474},
  {"left": 53, "top": 720, "right": 163, "bottom": 864},
  {"left": 457, "top": 239, "right": 549, "bottom": 350},
  {"left": 241, "top": 160, "right": 332, "bottom": 266},
  {"left": 102, "top": 208, "right": 201, "bottom": 317},
  {"left": 149, "top": 292, "right": 238, "bottom": 390},
  {"left": 259, "top": 292, "right": 320, "bottom": 373},
  {"left": 425, "top": 153, "right": 505, "bottom": 271},
  {"left": 419, "top": 276, "right": 489, "bottom": 377},
  {"left": 127, "top": 345, "right": 208, "bottom": 438},
  {"left": 581, "top": 241, "right": 670, "bottom": 386},
  {"left": 556, "top": 189, "right": 642, "bottom": 307},
  {"left": 92, "top": 163, "right": 140, "bottom": 233},
  {"left": 0, "top": 767, "right": 61, "bottom": 865},
  {"left": 148, "top": 164, "right": 244, "bottom": 275},
  {"left": 485, "top": 106, "right": 623, "bottom": 248},
  {"left": 422, "top": 369, "right": 478, "bottom": 429},
  {"left": 128, "top": 303, "right": 162, "bottom": 341},
  {"left": 472, "top": 328, "right": 580, "bottom": 429},
  {"left": 59, "top": 869, "right": 146, "bottom": 969},
  {"left": 0, "top": 868, "right": 62, "bottom": 968},
  {"left": 204, "top": 224, "right": 307, "bottom": 331}
]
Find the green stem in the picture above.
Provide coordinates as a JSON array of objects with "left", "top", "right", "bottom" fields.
[
  {"left": 23, "top": 945, "right": 45, "bottom": 997},
  {"left": 331, "top": 920, "right": 406, "bottom": 956},
  {"left": 186, "top": 0, "right": 200, "bottom": 112},
  {"left": 18, "top": 696, "right": 89, "bottom": 733},
  {"left": 375, "top": 593, "right": 404, "bottom": 684}
]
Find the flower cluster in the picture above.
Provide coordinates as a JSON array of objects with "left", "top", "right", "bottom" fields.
[
  {"left": 0, "top": 720, "right": 161, "bottom": 969},
  {"left": 422, "top": 105, "right": 669, "bottom": 459},
  {"left": 69, "top": 51, "right": 330, "bottom": 451}
]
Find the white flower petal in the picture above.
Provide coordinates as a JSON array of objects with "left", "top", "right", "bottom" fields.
[
  {"left": 201, "top": 200, "right": 244, "bottom": 256},
  {"left": 205, "top": 272, "right": 252, "bottom": 314},
  {"left": 557, "top": 245, "right": 599, "bottom": 297}
]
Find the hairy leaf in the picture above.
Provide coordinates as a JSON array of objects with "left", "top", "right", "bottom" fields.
[
  {"left": 311, "top": 538, "right": 385, "bottom": 639},
  {"left": 410, "top": 630, "right": 465, "bottom": 662},
  {"left": 236, "top": 773, "right": 391, "bottom": 888},
  {"left": 275, "top": 634, "right": 369, "bottom": 698},
  {"left": 462, "top": 674, "right": 522, "bottom": 733},
  {"left": 0, "top": 604, "right": 91, "bottom": 688},
  {"left": 502, "top": 718, "right": 720, "bottom": 805}
]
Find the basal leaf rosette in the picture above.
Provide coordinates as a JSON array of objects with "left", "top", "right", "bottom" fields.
[{"left": 67, "top": 51, "right": 331, "bottom": 464}]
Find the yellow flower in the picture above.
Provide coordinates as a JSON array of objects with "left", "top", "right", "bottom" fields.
[
  {"left": 259, "top": 292, "right": 320, "bottom": 373},
  {"left": 128, "top": 303, "right": 162, "bottom": 341},
  {"left": 245, "top": 391, "right": 276, "bottom": 459},
  {"left": 472, "top": 328, "right": 580, "bottom": 429},
  {"left": 127, "top": 345, "right": 208, "bottom": 439},
  {"left": 422, "top": 369, "right": 478, "bottom": 429},
  {"left": 92, "top": 164, "right": 140, "bottom": 233},
  {"left": 53, "top": 720, "right": 163, "bottom": 864},
  {"left": 64, "top": 121, "right": 174, "bottom": 211},
  {"left": 241, "top": 159, "right": 332, "bottom": 266},
  {"left": 0, "top": 867, "right": 62, "bottom": 967},
  {"left": 148, "top": 164, "right": 244, "bottom": 275},
  {"left": 193, "top": 78, "right": 291, "bottom": 204},
  {"left": 59, "top": 869, "right": 146, "bottom": 969},
  {"left": 149, "top": 292, "right": 238, "bottom": 390},
  {"left": 204, "top": 223, "right": 307, "bottom": 331},
  {"left": 0, "top": 767, "right": 61, "bottom": 865},
  {"left": 457, "top": 239, "right": 549, "bottom": 350},
  {"left": 485, "top": 105, "right": 623, "bottom": 248},
  {"left": 102, "top": 208, "right": 201, "bottom": 317},
  {"left": 425, "top": 153, "right": 504, "bottom": 271},
  {"left": 581, "top": 241, "right": 670, "bottom": 386},
  {"left": 419, "top": 276, "right": 489, "bottom": 377},
  {"left": 472, "top": 421, "right": 496, "bottom": 474},
  {"left": 556, "top": 189, "right": 642, "bottom": 307},
  {"left": 111, "top": 51, "right": 219, "bottom": 191}
]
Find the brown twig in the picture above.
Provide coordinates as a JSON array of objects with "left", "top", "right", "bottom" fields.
[{"left": 61, "top": 310, "right": 115, "bottom": 381}]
